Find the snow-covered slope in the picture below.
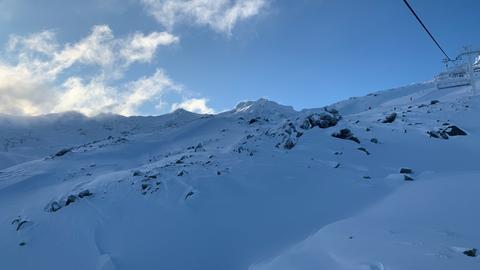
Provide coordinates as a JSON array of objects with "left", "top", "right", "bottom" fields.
[{"left": 1, "top": 82, "right": 479, "bottom": 270}]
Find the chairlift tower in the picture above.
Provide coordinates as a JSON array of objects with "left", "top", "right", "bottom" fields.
[
  {"left": 454, "top": 47, "right": 479, "bottom": 95},
  {"left": 464, "top": 47, "right": 477, "bottom": 95},
  {"left": 436, "top": 47, "right": 480, "bottom": 95}
]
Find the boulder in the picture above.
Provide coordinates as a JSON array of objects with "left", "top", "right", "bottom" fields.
[
  {"left": 54, "top": 148, "right": 71, "bottom": 157},
  {"left": 428, "top": 125, "right": 467, "bottom": 139},
  {"left": 78, "top": 190, "right": 92, "bottom": 198},
  {"left": 382, "top": 113, "right": 397, "bottom": 123},
  {"left": 49, "top": 201, "right": 62, "bottom": 212},
  {"left": 444, "top": 125, "right": 467, "bottom": 136},
  {"left": 464, "top": 248, "right": 477, "bottom": 257},
  {"left": 300, "top": 118, "right": 312, "bottom": 129},
  {"left": 132, "top": 170, "right": 143, "bottom": 176},
  {"left": 427, "top": 130, "right": 448, "bottom": 140},
  {"left": 194, "top": 143, "right": 205, "bottom": 152},
  {"left": 332, "top": 128, "right": 360, "bottom": 144},
  {"left": 301, "top": 110, "right": 341, "bottom": 130},
  {"left": 248, "top": 118, "right": 259, "bottom": 124},
  {"left": 400, "top": 168, "right": 413, "bottom": 174},
  {"left": 65, "top": 195, "right": 77, "bottom": 206},
  {"left": 404, "top": 175, "right": 414, "bottom": 181},
  {"left": 430, "top": 100, "right": 440, "bottom": 105}
]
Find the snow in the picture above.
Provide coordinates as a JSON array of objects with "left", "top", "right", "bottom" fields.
[{"left": 1, "top": 81, "right": 480, "bottom": 270}]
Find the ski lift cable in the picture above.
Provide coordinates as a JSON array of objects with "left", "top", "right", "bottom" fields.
[{"left": 402, "top": 0, "right": 451, "bottom": 61}]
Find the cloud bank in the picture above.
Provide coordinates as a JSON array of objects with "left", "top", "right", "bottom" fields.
[{"left": 142, "top": 0, "right": 268, "bottom": 34}]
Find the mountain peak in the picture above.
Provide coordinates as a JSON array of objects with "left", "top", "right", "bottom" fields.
[{"left": 233, "top": 98, "right": 296, "bottom": 117}]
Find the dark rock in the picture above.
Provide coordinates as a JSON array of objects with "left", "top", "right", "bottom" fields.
[
  {"left": 404, "top": 175, "right": 414, "bottom": 181},
  {"left": 428, "top": 125, "right": 467, "bottom": 139},
  {"left": 301, "top": 110, "right": 341, "bottom": 130},
  {"left": 16, "top": 220, "right": 28, "bottom": 231},
  {"left": 12, "top": 217, "right": 29, "bottom": 231},
  {"left": 325, "top": 107, "right": 340, "bottom": 115},
  {"left": 363, "top": 176, "right": 371, "bottom": 179},
  {"left": 284, "top": 138, "right": 296, "bottom": 149},
  {"left": 248, "top": 118, "right": 259, "bottom": 124},
  {"left": 300, "top": 118, "right": 312, "bottom": 129},
  {"left": 50, "top": 201, "right": 62, "bottom": 212},
  {"left": 430, "top": 100, "right": 440, "bottom": 105},
  {"left": 357, "top": 147, "right": 370, "bottom": 155},
  {"left": 184, "top": 191, "right": 194, "bottom": 200},
  {"left": 132, "top": 170, "right": 143, "bottom": 176},
  {"left": 400, "top": 168, "right": 413, "bottom": 174},
  {"left": 370, "top": 138, "right": 379, "bottom": 144},
  {"left": 54, "top": 148, "right": 71, "bottom": 157},
  {"left": 177, "top": 170, "right": 187, "bottom": 176},
  {"left": 332, "top": 128, "right": 360, "bottom": 144},
  {"left": 141, "top": 183, "right": 150, "bottom": 190},
  {"left": 78, "top": 190, "right": 92, "bottom": 198},
  {"left": 382, "top": 113, "right": 397, "bottom": 123},
  {"left": 463, "top": 248, "right": 477, "bottom": 257},
  {"left": 194, "top": 143, "right": 205, "bottom": 152},
  {"left": 284, "top": 122, "right": 298, "bottom": 135},
  {"left": 65, "top": 195, "right": 77, "bottom": 206},
  {"left": 444, "top": 125, "right": 467, "bottom": 136},
  {"left": 427, "top": 130, "right": 448, "bottom": 140},
  {"left": 19, "top": 242, "right": 26, "bottom": 246}
]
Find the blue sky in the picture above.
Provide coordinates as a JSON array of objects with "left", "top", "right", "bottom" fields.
[{"left": 1, "top": 0, "right": 479, "bottom": 116}]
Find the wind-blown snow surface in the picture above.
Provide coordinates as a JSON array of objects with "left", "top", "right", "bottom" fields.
[{"left": 1, "top": 84, "right": 479, "bottom": 270}]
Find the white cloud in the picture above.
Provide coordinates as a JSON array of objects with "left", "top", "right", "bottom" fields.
[
  {"left": 48, "top": 69, "right": 179, "bottom": 116},
  {"left": 171, "top": 98, "right": 214, "bottom": 114},
  {"left": 6, "top": 25, "right": 179, "bottom": 78},
  {"left": 0, "top": 64, "right": 59, "bottom": 115},
  {"left": 121, "top": 31, "right": 179, "bottom": 64},
  {"left": 142, "top": 0, "right": 268, "bottom": 34},
  {"left": 0, "top": 25, "right": 186, "bottom": 116},
  {"left": 117, "top": 69, "right": 181, "bottom": 116}
]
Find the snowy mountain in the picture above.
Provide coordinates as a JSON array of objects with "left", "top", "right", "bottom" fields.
[{"left": 1, "top": 81, "right": 479, "bottom": 270}]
